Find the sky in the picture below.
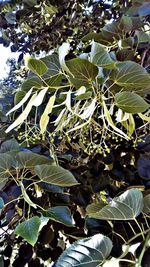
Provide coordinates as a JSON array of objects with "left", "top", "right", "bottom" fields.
[{"left": 0, "top": 44, "right": 19, "bottom": 79}]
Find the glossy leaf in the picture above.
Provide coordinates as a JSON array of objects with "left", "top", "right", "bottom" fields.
[
  {"left": 26, "top": 57, "right": 48, "bottom": 77},
  {"left": 115, "top": 91, "right": 149, "bottom": 114},
  {"left": 87, "top": 189, "right": 143, "bottom": 220},
  {"left": 34, "top": 164, "right": 78, "bottom": 187},
  {"left": 110, "top": 61, "right": 150, "bottom": 93},
  {"left": 16, "top": 151, "right": 52, "bottom": 169},
  {"left": 66, "top": 58, "right": 98, "bottom": 88},
  {"left": 55, "top": 233, "right": 112, "bottom": 267},
  {"left": 91, "top": 42, "right": 116, "bottom": 69},
  {"left": 15, "top": 216, "right": 41, "bottom": 246},
  {"left": 44, "top": 206, "right": 74, "bottom": 226}
]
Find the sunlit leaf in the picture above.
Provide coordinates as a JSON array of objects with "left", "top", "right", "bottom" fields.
[
  {"left": 16, "top": 151, "right": 52, "bottom": 169},
  {"left": 15, "top": 216, "right": 41, "bottom": 246},
  {"left": 32, "top": 87, "right": 48, "bottom": 107},
  {"left": 25, "top": 57, "right": 48, "bottom": 77},
  {"left": 91, "top": 42, "right": 116, "bottom": 69},
  {"left": 87, "top": 189, "right": 143, "bottom": 220},
  {"left": 55, "top": 234, "right": 112, "bottom": 267},
  {"left": 34, "top": 164, "right": 79, "bottom": 187},
  {"left": 40, "top": 94, "right": 56, "bottom": 134}
]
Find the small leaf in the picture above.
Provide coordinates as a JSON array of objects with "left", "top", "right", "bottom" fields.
[
  {"left": 32, "top": 87, "right": 48, "bottom": 107},
  {"left": 110, "top": 61, "right": 150, "bottom": 93},
  {"left": 6, "top": 88, "right": 33, "bottom": 116},
  {"left": 40, "top": 94, "right": 56, "bottom": 134},
  {"left": 16, "top": 151, "right": 52, "bottom": 169},
  {"left": 15, "top": 216, "right": 41, "bottom": 246},
  {"left": 91, "top": 42, "right": 116, "bottom": 69},
  {"left": 136, "top": 30, "right": 150, "bottom": 43},
  {"left": 14, "top": 90, "right": 26, "bottom": 105},
  {"left": 55, "top": 233, "right": 112, "bottom": 267},
  {"left": 115, "top": 91, "right": 149, "bottom": 114},
  {"left": 44, "top": 206, "right": 74, "bottom": 226},
  {"left": 80, "top": 98, "right": 97, "bottom": 120},
  {"left": 34, "top": 164, "right": 78, "bottom": 187},
  {"left": 25, "top": 57, "right": 48, "bottom": 77},
  {"left": 66, "top": 58, "right": 98, "bottom": 88},
  {"left": 87, "top": 189, "right": 143, "bottom": 220},
  {"left": 20, "top": 181, "right": 37, "bottom": 209}
]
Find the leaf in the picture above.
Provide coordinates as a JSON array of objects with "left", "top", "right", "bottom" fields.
[
  {"left": 115, "top": 91, "right": 149, "bottom": 114},
  {"left": 6, "top": 88, "right": 33, "bottom": 116},
  {"left": 80, "top": 98, "right": 97, "bottom": 120},
  {"left": 25, "top": 57, "right": 48, "bottom": 77},
  {"left": 138, "top": 113, "right": 150, "bottom": 122},
  {"left": 86, "top": 202, "right": 106, "bottom": 215},
  {"left": 66, "top": 58, "right": 98, "bottom": 88},
  {"left": 14, "top": 90, "right": 26, "bottom": 105},
  {"left": 0, "top": 153, "right": 15, "bottom": 179},
  {"left": 102, "top": 99, "right": 130, "bottom": 140},
  {"left": 16, "top": 152, "right": 52, "bottom": 169},
  {"left": 87, "top": 189, "right": 143, "bottom": 220},
  {"left": 58, "top": 43, "right": 71, "bottom": 74},
  {"left": 91, "top": 42, "right": 116, "bottom": 69},
  {"left": 34, "top": 164, "right": 79, "bottom": 187},
  {"left": 54, "top": 233, "right": 112, "bottom": 267},
  {"left": 44, "top": 206, "right": 74, "bottom": 226},
  {"left": 0, "top": 139, "right": 19, "bottom": 153},
  {"left": 0, "top": 197, "right": 4, "bottom": 209},
  {"left": 40, "top": 94, "right": 56, "bottom": 134},
  {"left": 102, "top": 21, "right": 121, "bottom": 41},
  {"left": 136, "top": 30, "right": 150, "bottom": 43},
  {"left": 15, "top": 216, "right": 41, "bottom": 246},
  {"left": 45, "top": 74, "right": 62, "bottom": 88},
  {"left": 21, "top": 77, "right": 42, "bottom": 92},
  {"left": 32, "top": 87, "right": 48, "bottom": 107},
  {"left": 137, "top": 154, "right": 150, "bottom": 180},
  {"left": 41, "top": 53, "right": 61, "bottom": 78},
  {"left": 20, "top": 181, "right": 37, "bottom": 209},
  {"left": 143, "top": 194, "right": 150, "bottom": 214},
  {"left": 110, "top": 61, "right": 150, "bottom": 93},
  {"left": 128, "top": 114, "right": 135, "bottom": 136}
]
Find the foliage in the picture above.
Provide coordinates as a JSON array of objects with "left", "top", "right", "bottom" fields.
[{"left": 0, "top": 0, "right": 150, "bottom": 267}]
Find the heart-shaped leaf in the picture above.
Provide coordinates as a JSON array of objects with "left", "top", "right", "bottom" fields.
[
  {"left": 54, "top": 233, "right": 112, "bottom": 267},
  {"left": 66, "top": 58, "right": 98, "bottom": 88},
  {"left": 16, "top": 152, "right": 52, "bottom": 169},
  {"left": 87, "top": 189, "right": 143, "bottom": 220},
  {"left": 44, "top": 206, "right": 74, "bottom": 226},
  {"left": 15, "top": 216, "right": 41, "bottom": 246},
  {"left": 26, "top": 57, "right": 48, "bottom": 77},
  {"left": 91, "top": 42, "right": 116, "bottom": 69},
  {"left": 110, "top": 61, "right": 150, "bottom": 93},
  {"left": 115, "top": 91, "right": 149, "bottom": 114},
  {"left": 34, "top": 164, "right": 78, "bottom": 187}
]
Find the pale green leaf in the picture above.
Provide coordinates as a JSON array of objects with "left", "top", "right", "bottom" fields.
[
  {"left": 88, "top": 189, "right": 143, "bottom": 220},
  {"left": 55, "top": 233, "right": 112, "bottom": 267},
  {"left": 20, "top": 181, "right": 37, "bottom": 209},
  {"left": 34, "top": 164, "right": 79, "bottom": 187},
  {"left": 138, "top": 113, "right": 150, "bottom": 122},
  {"left": 32, "top": 87, "right": 48, "bottom": 107},
  {"left": 25, "top": 57, "right": 48, "bottom": 77},
  {"left": 40, "top": 94, "right": 56, "bottom": 134},
  {"left": 15, "top": 216, "right": 41, "bottom": 246}
]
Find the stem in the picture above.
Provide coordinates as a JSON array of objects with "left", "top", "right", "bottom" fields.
[{"left": 137, "top": 232, "right": 150, "bottom": 267}]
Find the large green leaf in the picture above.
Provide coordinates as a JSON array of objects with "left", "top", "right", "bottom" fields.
[
  {"left": 55, "top": 233, "right": 112, "bottom": 267},
  {"left": 143, "top": 194, "right": 150, "bottom": 214},
  {"left": 26, "top": 57, "right": 48, "bottom": 77},
  {"left": 115, "top": 91, "right": 149, "bottom": 114},
  {"left": 34, "top": 164, "right": 78, "bottom": 187},
  {"left": 14, "top": 90, "right": 26, "bottom": 105},
  {"left": 21, "top": 77, "right": 42, "bottom": 92},
  {"left": 0, "top": 139, "right": 19, "bottom": 153},
  {"left": 15, "top": 216, "right": 41, "bottom": 246},
  {"left": 66, "top": 58, "right": 98, "bottom": 88},
  {"left": 41, "top": 53, "right": 61, "bottom": 78},
  {"left": 16, "top": 152, "right": 52, "bottom": 169},
  {"left": 87, "top": 189, "right": 143, "bottom": 220},
  {"left": 0, "top": 153, "right": 15, "bottom": 179},
  {"left": 110, "top": 61, "right": 150, "bottom": 93},
  {"left": 91, "top": 42, "right": 116, "bottom": 68},
  {"left": 44, "top": 206, "right": 74, "bottom": 226}
]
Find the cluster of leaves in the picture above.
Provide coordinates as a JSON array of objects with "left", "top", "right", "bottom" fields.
[{"left": 0, "top": 0, "right": 150, "bottom": 266}]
